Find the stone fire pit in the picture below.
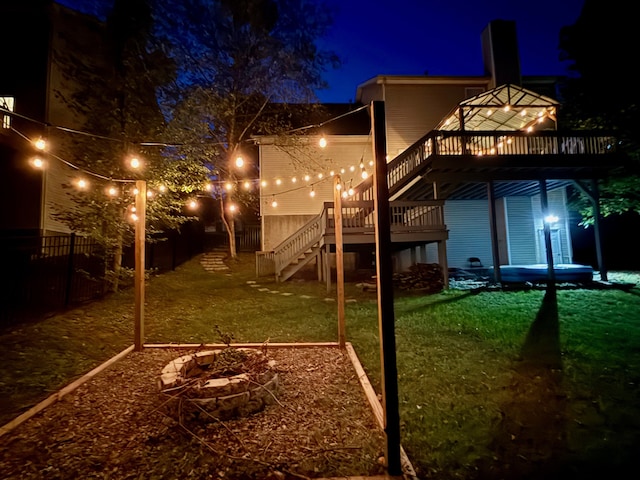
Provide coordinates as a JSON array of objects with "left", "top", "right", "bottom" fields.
[{"left": 158, "top": 348, "right": 278, "bottom": 421}]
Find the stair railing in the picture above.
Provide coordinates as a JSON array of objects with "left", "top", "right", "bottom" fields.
[{"left": 270, "top": 205, "right": 329, "bottom": 279}]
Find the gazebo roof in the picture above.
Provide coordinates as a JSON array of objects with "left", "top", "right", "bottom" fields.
[{"left": 436, "top": 84, "right": 560, "bottom": 132}]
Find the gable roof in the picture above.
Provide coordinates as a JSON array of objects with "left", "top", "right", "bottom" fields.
[{"left": 436, "top": 84, "right": 560, "bottom": 132}]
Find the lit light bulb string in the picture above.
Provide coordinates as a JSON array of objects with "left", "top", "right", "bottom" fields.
[{"left": 1, "top": 104, "right": 371, "bottom": 207}]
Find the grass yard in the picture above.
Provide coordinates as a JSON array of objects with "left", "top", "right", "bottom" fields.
[{"left": 1, "top": 252, "right": 639, "bottom": 479}]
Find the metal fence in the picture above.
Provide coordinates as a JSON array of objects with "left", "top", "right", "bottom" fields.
[
  {"left": 0, "top": 225, "right": 207, "bottom": 326},
  {"left": 0, "top": 234, "right": 106, "bottom": 325}
]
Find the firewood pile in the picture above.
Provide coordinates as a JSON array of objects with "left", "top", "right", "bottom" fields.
[{"left": 392, "top": 263, "right": 444, "bottom": 293}]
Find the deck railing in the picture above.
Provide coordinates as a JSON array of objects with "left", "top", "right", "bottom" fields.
[
  {"left": 353, "top": 130, "right": 618, "bottom": 201},
  {"left": 257, "top": 200, "right": 446, "bottom": 278}
]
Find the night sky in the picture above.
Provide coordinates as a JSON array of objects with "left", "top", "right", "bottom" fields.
[
  {"left": 58, "top": 0, "right": 586, "bottom": 103},
  {"left": 316, "top": 0, "right": 585, "bottom": 103}
]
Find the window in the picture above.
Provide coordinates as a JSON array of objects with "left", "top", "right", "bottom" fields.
[{"left": 1, "top": 96, "right": 14, "bottom": 128}]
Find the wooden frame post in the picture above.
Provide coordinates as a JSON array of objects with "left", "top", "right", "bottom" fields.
[
  {"left": 134, "top": 180, "right": 146, "bottom": 351},
  {"left": 334, "top": 175, "right": 346, "bottom": 348},
  {"left": 371, "top": 101, "right": 402, "bottom": 476}
]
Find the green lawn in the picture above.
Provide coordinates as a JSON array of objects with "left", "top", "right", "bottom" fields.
[{"left": 1, "top": 253, "right": 639, "bottom": 479}]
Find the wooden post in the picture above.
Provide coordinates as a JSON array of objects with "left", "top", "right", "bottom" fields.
[
  {"left": 371, "top": 100, "right": 402, "bottom": 476},
  {"left": 487, "top": 181, "right": 502, "bottom": 284},
  {"left": 334, "top": 175, "right": 346, "bottom": 349},
  {"left": 134, "top": 180, "right": 146, "bottom": 351},
  {"left": 539, "top": 180, "right": 556, "bottom": 284}
]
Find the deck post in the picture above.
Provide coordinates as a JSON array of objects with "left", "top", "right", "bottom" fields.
[
  {"left": 539, "top": 180, "right": 556, "bottom": 284},
  {"left": 371, "top": 100, "right": 402, "bottom": 476},
  {"left": 487, "top": 181, "right": 502, "bottom": 284}
]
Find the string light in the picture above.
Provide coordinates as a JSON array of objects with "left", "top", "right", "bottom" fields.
[
  {"left": 7, "top": 106, "right": 376, "bottom": 209},
  {"left": 130, "top": 157, "right": 141, "bottom": 169}
]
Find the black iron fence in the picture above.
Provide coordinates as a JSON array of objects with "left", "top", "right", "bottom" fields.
[{"left": 0, "top": 224, "right": 207, "bottom": 326}]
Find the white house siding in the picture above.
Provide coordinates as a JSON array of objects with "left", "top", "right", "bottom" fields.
[
  {"left": 356, "top": 77, "right": 490, "bottom": 158},
  {"left": 383, "top": 83, "right": 486, "bottom": 157},
  {"left": 42, "top": 5, "right": 109, "bottom": 235},
  {"left": 439, "top": 200, "right": 493, "bottom": 269},
  {"left": 261, "top": 214, "right": 317, "bottom": 251},
  {"left": 531, "top": 188, "right": 573, "bottom": 264},
  {"left": 258, "top": 135, "right": 372, "bottom": 251},
  {"left": 504, "top": 196, "right": 538, "bottom": 264}
]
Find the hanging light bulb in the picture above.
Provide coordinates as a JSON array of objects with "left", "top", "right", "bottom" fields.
[
  {"left": 130, "top": 157, "right": 141, "bottom": 169},
  {"left": 318, "top": 136, "right": 327, "bottom": 148},
  {"left": 31, "top": 157, "right": 45, "bottom": 169},
  {"left": 224, "top": 182, "right": 233, "bottom": 191},
  {"left": 77, "top": 179, "right": 88, "bottom": 189},
  {"left": 243, "top": 180, "right": 251, "bottom": 190},
  {"left": 310, "top": 186, "right": 316, "bottom": 197},
  {"left": 34, "top": 138, "right": 46, "bottom": 150},
  {"left": 271, "top": 197, "right": 278, "bottom": 208},
  {"left": 235, "top": 155, "right": 244, "bottom": 168},
  {"left": 188, "top": 199, "right": 198, "bottom": 209},
  {"left": 107, "top": 186, "right": 118, "bottom": 197},
  {"left": 229, "top": 204, "right": 237, "bottom": 213}
]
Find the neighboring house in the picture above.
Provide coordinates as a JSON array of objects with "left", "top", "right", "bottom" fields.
[
  {"left": 255, "top": 20, "right": 624, "bottom": 284},
  {"left": 0, "top": 0, "right": 107, "bottom": 236}
]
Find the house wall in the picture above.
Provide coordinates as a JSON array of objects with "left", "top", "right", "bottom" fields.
[
  {"left": 0, "top": 2, "right": 108, "bottom": 235},
  {"left": 531, "top": 188, "right": 573, "bottom": 264},
  {"left": 416, "top": 200, "right": 494, "bottom": 269},
  {"left": 258, "top": 135, "right": 372, "bottom": 251},
  {"left": 41, "top": 4, "right": 109, "bottom": 235},
  {"left": 356, "top": 77, "right": 490, "bottom": 158},
  {"left": 504, "top": 196, "right": 538, "bottom": 264}
]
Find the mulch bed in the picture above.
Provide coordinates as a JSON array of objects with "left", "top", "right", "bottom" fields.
[{"left": 0, "top": 346, "right": 389, "bottom": 479}]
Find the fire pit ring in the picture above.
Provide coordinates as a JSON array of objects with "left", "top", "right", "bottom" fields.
[{"left": 158, "top": 348, "right": 278, "bottom": 421}]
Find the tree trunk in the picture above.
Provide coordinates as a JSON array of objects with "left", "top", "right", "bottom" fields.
[
  {"left": 219, "top": 197, "right": 237, "bottom": 259},
  {"left": 110, "top": 230, "right": 124, "bottom": 293}
]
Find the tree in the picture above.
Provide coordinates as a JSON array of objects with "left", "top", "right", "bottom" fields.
[
  {"left": 558, "top": 0, "right": 640, "bottom": 225},
  {"left": 54, "top": 0, "right": 209, "bottom": 291},
  {"left": 155, "top": 0, "right": 339, "bottom": 259}
]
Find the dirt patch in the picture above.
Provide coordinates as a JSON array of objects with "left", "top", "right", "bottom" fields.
[{"left": 0, "top": 347, "right": 388, "bottom": 479}]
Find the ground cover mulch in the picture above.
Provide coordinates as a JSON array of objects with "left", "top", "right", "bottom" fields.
[{"left": 0, "top": 346, "right": 391, "bottom": 479}]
